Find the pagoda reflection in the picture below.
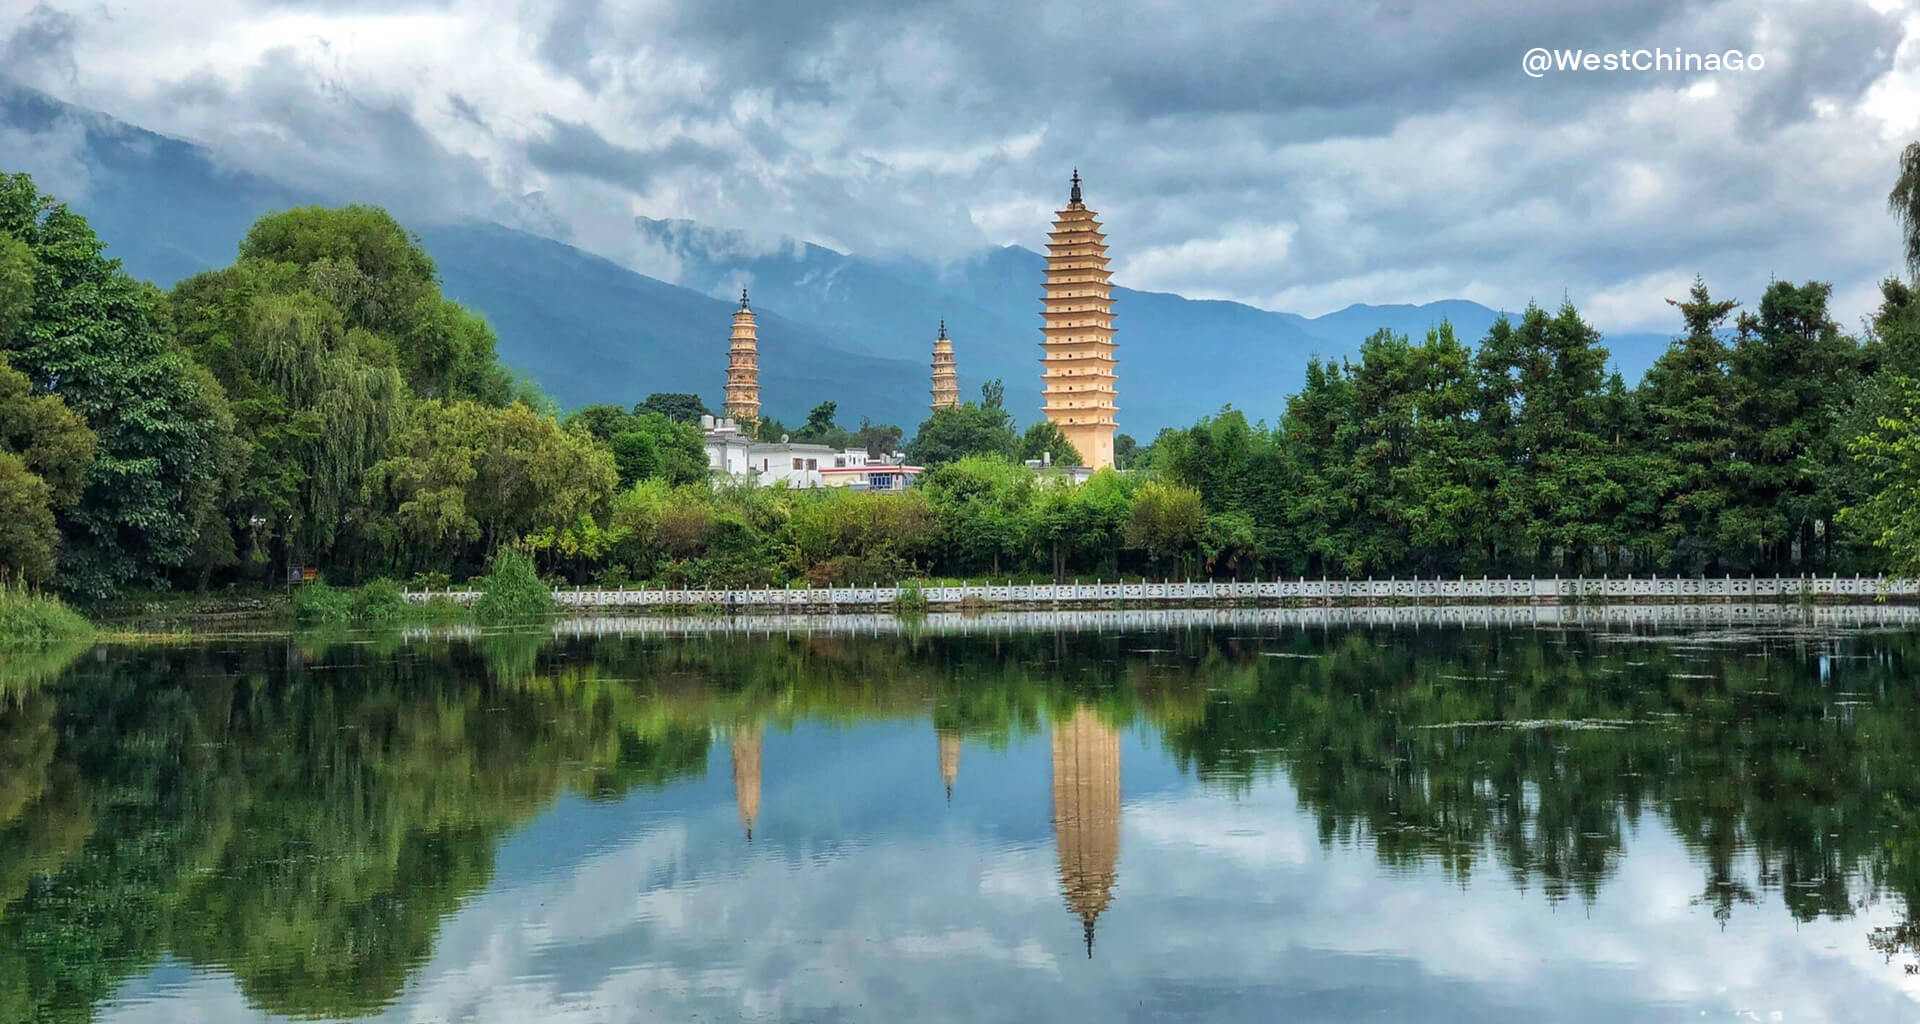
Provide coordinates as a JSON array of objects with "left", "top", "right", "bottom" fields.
[
  {"left": 938, "top": 728, "right": 961, "bottom": 802},
  {"left": 731, "top": 724, "right": 761, "bottom": 842},
  {"left": 1051, "top": 705, "right": 1121, "bottom": 957}
]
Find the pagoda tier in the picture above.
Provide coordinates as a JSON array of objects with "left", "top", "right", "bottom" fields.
[
  {"left": 724, "top": 290, "right": 760, "bottom": 427},
  {"left": 931, "top": 320, "right": 960, "bottom": 412},
  {"left": 1038, "top": 171, "right": 1117, "bottom": 469}
]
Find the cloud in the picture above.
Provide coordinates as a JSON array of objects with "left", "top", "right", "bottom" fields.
[
  {"left": 3, "top": 0, "right": 1917, "bottom": 333},
  {"left": 2, "top": 3, "right": 81, "bottom": 88}
]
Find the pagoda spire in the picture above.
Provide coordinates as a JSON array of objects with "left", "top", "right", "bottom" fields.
[
  {"left": 724, "top": 289, "right": 760, "bottom": 428},
  {"left": 931, "top": 319, "right": 960, "bottom": 412},
  {"left": 1039, "top": 169, "right": 1117, "bottom": 468}
]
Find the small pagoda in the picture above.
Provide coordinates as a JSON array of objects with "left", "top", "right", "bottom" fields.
[
  {"left": 724, "top": 289, "right": 761, "bottom": 429},
  {"left": 931, "top": 320, "right": 961, "bottom": 412}
]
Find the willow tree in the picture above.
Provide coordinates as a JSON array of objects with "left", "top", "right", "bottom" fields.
[{"left": 1893, "top": 140, "right": 1920, "bottom": 279}]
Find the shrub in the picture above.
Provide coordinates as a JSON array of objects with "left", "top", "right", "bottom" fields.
[
  {"left": 355, "top": 578, "right": 410, "bottom": 624},
  {"left": 0, "top": 584, "right": 94, "bottom": 646},
  {"left": 292, "top": 579, "right": 354, "bottom": 624},
  {"left": 473, "top": 547, "right": 555, "bottom": 623}
]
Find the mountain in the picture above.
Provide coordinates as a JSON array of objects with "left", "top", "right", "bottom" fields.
[
  {"left": 1, "top": 83, "right": 1676, "bottom": 435},
  {"left": 635, "top": 221, "right": 1677, "bottom": 430},
  {"left": 0, "top": 83, "right": 931, "bottom": 427}
]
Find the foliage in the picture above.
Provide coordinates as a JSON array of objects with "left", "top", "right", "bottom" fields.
[
  {"left": 472, "top": 547, "right": 555, "bottom": 623},
  {"left": 354, "top": 577, "right": 410, "bottom": 624},
  {"left": 1894, "top": 141, "right": 1920, "bottom": 279},
  {"left": 637, "top": 392, "right": 711, "bottom": 423},
  {"left": 1019, "top": 419, "right": 1084, "bottom": 467},
  {"left": 0, "top": 582, "right": 92, "bottom": 645},
  {"left": 907, "top": 381, "right": 1019, "bottom": 466},
  {"left": 292, "top": 579, "right": 355, "bottom": 624},
  {"left": 0, "top": 173, "right": 231, "bottom": 598}
]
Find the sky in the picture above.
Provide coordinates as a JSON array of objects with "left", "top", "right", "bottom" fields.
[{"left": 1, "top": 0, "right": 1918, "bottom": 332}]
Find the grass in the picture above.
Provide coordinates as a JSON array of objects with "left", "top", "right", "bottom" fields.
[{"left": 0, "top": 584, "right": 96, "bottom": 647}]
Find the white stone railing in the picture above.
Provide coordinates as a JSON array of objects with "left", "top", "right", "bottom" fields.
[
  {"left": 395, "top": 601, "right": 1920, "bottom": 642},
  {"left": 401, "top": 574, "right": 1920, "bottom": 610}
]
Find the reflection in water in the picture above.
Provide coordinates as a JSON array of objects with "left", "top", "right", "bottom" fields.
[
  {"left": 733, "top": 725, "right": 762, "bottom": 843},
  {"left": 2, "top": 618, "right": 1920, "bottom": 1020},
  {"left": 1052, "top": 707, "right": 1121, "bottom": 958},
  {"left": 939, "top": 729, "right": 961, "bottom": 802}
]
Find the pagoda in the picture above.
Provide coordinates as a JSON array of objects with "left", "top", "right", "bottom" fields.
[
  {"left": 931, "top": 320, "right": 961, "bottom": 412},
  {"left": 1040, "top": 170, "right": 1117, "bottom": 469},
  {"left": 724, "top": 289, "right": 760, "bottom": 428},
  {"left": 1051, "top": 705, "right": 1120, "bottom": 957}
]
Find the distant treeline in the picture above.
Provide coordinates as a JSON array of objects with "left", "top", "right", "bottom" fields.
[{"left": 4, "top": 145, "right": 1920, "bottom": 599}]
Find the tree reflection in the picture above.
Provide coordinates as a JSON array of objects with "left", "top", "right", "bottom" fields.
[{"left": 2, "top": 621, "right": 1920, "bottom": 1020}]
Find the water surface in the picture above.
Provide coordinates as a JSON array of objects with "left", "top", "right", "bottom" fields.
[{"left": 5, "top": 607, "right": 1920, "bottom": 1022}]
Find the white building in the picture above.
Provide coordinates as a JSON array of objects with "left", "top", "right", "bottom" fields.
[
  {"left": 702, "top": 416, "right": 922, "bottom": 491},
  {"left": 701, "top": 415, "right": 755, "bottom": 476}
]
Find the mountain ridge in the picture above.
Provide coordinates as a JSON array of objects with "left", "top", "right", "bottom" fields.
[{"left": 0, "top": 82, "right": 1675, "bottom": 434}]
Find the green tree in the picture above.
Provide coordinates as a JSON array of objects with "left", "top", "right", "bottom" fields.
[
  {"left": 0, "top": 173, "right": 231, "bottom": 597},
  {"left": 1125, "top": 479, "right": 1204, "bottom": 576},
  {"left": 849, "top": 417, "right": 904, "bottom": 457},
  {"left": 1019, "top": 420, "right": 1084, "bottom": 467},
  {"left": 374, "top": 400, "right": 618, "bottom": 568},
  {"left": 795, "top": 400, "right": 847, "bottom": 447},
  {"left": 637, "top": 392, "right": 712, "bottom": 423},
  {"left": 1636, "top": 279, "right": 1738, "bottom": 572},
  {"left": 907, "top": 391, "right": 1019, "bottom": 467},
  {"left": 1724, "top": 281, "right": 1863, "bottom": 571},
  {"left": 0, "top": 356, "right": 95, "bottom": 584},
  {"left": 1893, "top": 140, "right": 1920, "bottom": 279}
]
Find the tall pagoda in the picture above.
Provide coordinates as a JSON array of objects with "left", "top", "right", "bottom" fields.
[
  {"left": 1051, "top": 705, "right": 1121, "bottom": 957},
  {"left": 724, "top": 289, "right": 760, "bottom": 428},
  {"left": 931, "top": 320, "right": 961, "bottom": 412},
  {"left": 1040, "top": 170, "right": 1117, "bottom": 469}
]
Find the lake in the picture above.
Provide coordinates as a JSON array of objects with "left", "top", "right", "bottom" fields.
[{"left": 4, "top": 606, "right": 1919, "bottom": 1022}]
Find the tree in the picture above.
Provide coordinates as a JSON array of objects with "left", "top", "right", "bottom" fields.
[
  {"left": 1842, "top": 378, "right": 1920, "bottom": 577},
  {"left": 1019, "top": 420, "right": 1083, "bottom": 467},
  {"left": 794, "top": 401, "right": 847, "bottom": 447},
  {"left": 981, "top": 378, "right": 1006, "bottom": 410},
  {"left": 0, "top": 355, "right": 95, "bottom": 584},
  {"left": 907, "top": 398, "right": 1018, "bottom": 467},
  {"left": 1724, "top": 281, "right": 1863, "bottom": 571},
  {"left": 1894, "top": 140, "right": 1920, "bottom": 279},
  {"left": 0, "top": 173, "right": 231, "bottom": 597},
  {"left": 0, "top": 234, "right": 30, "bottom": 344},
  {"left": 1125, "top": 479, "right": 1204, "bottom": 576},
  {"left": 564, "top": 403, "right": 635, "bottom": 443},
  {"left": 373, "top": 400, "right": 617, "bottom": 569},
  {"left": 617, "top": 412, "right": 706, "bottom": 487},
  {"left": 637, "top": 392, "right": 711, "bottom": 424},
  {"left": 1637, "top": 279, "right": 1738, "bottom": 572},
  {"left": 1113, "top": 433, "right": 1138, "bottom": 470},
  {"left": 849, "top": 417, "right": 903, "bottom": 457}
]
